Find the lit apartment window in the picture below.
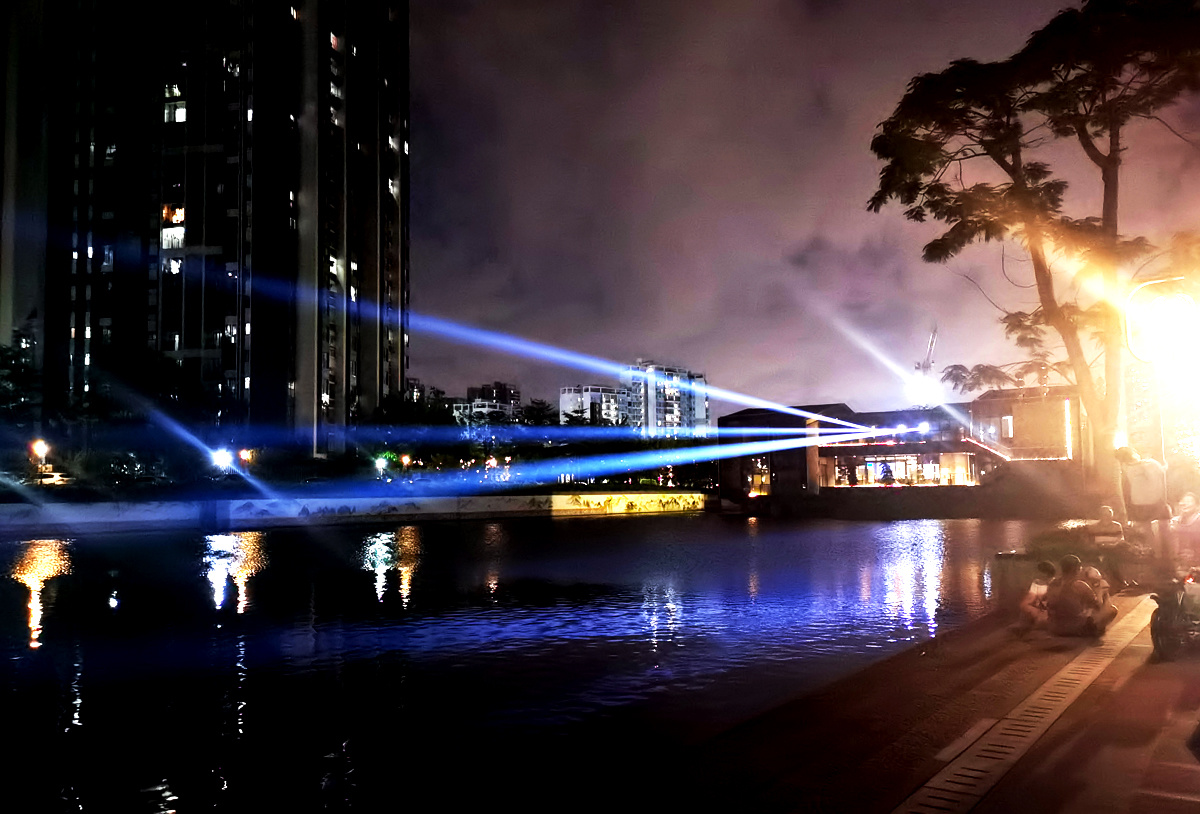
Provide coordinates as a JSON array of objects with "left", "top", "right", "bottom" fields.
[{"left": 164, "top": 100, "right": 186, "bottom": 123}]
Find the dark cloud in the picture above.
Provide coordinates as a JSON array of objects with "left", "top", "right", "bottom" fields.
[{"left": 408, "top": 0, "right": 1200, "bottom": 414}]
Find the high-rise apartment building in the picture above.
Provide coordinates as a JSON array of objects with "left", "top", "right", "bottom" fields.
[
  {"left": 619, "top": 360, "right": 710, "bottom": 438},
  {"left": 6, "top": 0, "right": 408, "bottom": 455}
]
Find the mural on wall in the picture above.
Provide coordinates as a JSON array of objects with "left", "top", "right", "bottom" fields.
[
  {"left": 0, "top": 493, "right": 708, "bottom": 534},
  {"left": 554, "top": 493, "right": 705, "bottom": 516}
]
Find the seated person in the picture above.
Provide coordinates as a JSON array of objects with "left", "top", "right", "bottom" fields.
[
  {"left": 1171, "top": 492, "right": 1200, "bottom": 571},
  {"left": 1087, "top": 505, "right": 1125, "bottom": 544},
  {"left": 1045, "top": 554, "right": 1118, "bottom": 636},
  {"left": 1083, "top": 565, "right": 1112, "bottom": 606},
  {"left": 1087, "top": 505, "right": 1129, "bottom": 589},
  {"left": 1012, "top": 560, "right": 1056, "bottom": 634}
]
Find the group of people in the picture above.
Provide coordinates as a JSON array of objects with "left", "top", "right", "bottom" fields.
[
  {"left": 1014, "top": 554, "right": 1118, "bottom": 637},
  {"left": 1012, "top": 445, "right": 1200, "bottom": 638},
  {"left": 1114, "top": 446, "right": 1200, "bottom": 572}
]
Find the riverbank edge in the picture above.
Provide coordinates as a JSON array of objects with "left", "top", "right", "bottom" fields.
[{"left": 0, "top": 491, "right": 711, "bottom": 535}]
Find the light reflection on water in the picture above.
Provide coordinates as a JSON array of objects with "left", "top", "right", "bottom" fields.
[
  {"left": 1, "top": 514, "right": 1034, "bottom": 807},
  {"left": 10, "top": 538, "right": 71, "bottom": 648}
]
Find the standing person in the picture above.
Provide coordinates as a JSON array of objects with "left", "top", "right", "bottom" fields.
[{"left": 1115, "top": 447, "right": 1169, "bottom": 561}]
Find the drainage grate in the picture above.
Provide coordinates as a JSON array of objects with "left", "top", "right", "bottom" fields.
[{"left": 892, "top": 595, "right": 1154, "bottom": 814}]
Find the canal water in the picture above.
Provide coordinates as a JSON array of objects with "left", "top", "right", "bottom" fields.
[{"left": 1, "top": 514, "right": 1036, "bottom": 811}]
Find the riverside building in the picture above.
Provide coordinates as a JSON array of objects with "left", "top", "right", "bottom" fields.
[{"left": 718, "top": 386, "right": 1089, "bottom": 504}]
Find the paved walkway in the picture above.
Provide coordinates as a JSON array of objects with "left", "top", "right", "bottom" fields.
[{"left": 683, "top": 590, "right": 1200, "bottom": 813}]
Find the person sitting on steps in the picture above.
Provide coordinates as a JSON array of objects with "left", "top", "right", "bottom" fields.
[
  {"left": 1011, "top": 560, "right": 1056, "bottom": 636},
  {"left": 1045, "top": 554, "right": 1118, "bottom": 637}
]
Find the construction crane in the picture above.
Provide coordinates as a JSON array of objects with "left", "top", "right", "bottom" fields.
[
  {"left": 908, "top": 325, "right": 940, "bottom": 407},
  {"left": 915, "top": 325, "right": 937, "bottom": 378}
]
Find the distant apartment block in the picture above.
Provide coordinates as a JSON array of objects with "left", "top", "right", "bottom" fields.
[
  {"left": 619, "top": 360, "right": 710, "bottom": 438},
  {"left": 559, "top": 385, "right": 621, "bottom": 424},
  {"left": 467, "top": 381, "right": 521, "bottom": 416}
]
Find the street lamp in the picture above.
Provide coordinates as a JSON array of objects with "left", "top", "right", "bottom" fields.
[
  {"left": 375, "top": 457, "right": 388, "bottom": 479},
  {"left": 31, "top": 439, "right": 49, "bottom": 472},
  {"left": 211, "top": 448, "right": 234, "bottom": 470}
]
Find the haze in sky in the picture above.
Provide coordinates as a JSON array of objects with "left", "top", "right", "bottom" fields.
[{"left": 408, "top": 0, "right": 1200, "bottom": 415}]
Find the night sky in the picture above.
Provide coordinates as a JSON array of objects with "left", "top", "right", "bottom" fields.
[{"left": 408, "top": 0, "right": 1200, "bottom": 415}]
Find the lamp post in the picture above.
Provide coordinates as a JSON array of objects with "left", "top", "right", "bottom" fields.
[{"left": 31, "top": 439, "right": 49, "bottom": 473}]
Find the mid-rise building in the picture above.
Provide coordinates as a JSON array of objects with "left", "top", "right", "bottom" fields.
[
  {"left": 467, "top": 381, "right": 521, "bottom": 417},
  {"left": 5, "top": 0, "right": 409, "bottom": 456},
  {"left": 559, "top": 384, "right": 621, "bottom": 425},
  {"left": 619, "top": 360, "right": 710, "bottom": 438}
]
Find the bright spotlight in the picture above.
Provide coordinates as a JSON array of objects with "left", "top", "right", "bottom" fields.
[
  {"left": 211, "top": 449, "right": 234, "bottom": 469},
  {"left": 31, "top": 439, "right": 49, "bottom": 460},
  {"left": 238, "top": 448, "right": 253, "bottom": 463},
  {"left": 918, "top": 421, "right": 930, "bottom": 433},
  {"left": 374, "top": 457, "right": 388, "bottom": 471},
  {"left": 906, "top": 374, "right": 943, "bottom": 407}
]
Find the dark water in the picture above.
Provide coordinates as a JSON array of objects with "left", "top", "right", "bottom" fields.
[{"left": 1, "top": 514, "right": 1035, "bottom": 811}]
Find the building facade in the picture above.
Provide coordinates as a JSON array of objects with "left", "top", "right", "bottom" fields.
[
  {"left": 467, "top": 381, "right": 521, "bottom": 417},
  {"left": 619, "top": 360, "right": 710, "bottom": 438},
  {"left": 7, "top": 0, "right": 409, "bottom": 455},
  {"left": 559, "top": 384, "right": 621, "bottom": 425},
  {"left": 718, "top": 387, "right": 1088, "bottom": 504}
]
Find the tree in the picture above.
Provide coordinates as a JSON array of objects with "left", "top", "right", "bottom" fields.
[
  {"left": 562, "top": 406, "right": 592, "bottom": 426},
  {"left": 0, "top": 343, "right": 39, "bottom": 422},
  {"left": 869, "top": 0, "right": 1200, "bottom": 506},
  {"left": 521, "top": 398, "right": 558, "bottom": 426}
]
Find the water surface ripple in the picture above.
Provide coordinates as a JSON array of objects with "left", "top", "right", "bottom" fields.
[{"left": 1, "top": 514, "right": 1034, "bottom": 810}]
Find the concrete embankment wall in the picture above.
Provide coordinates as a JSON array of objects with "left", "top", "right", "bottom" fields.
[
  {"left": 767, "top": 484, "right": 1091, "bottom": 520},
  {"left": 0, "top": 492, "right": 709, "bottom": 536}
]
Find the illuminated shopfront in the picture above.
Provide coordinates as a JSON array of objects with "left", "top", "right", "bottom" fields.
[{"left": 717, "top": 387, "right": 1087, "bottom": 503}]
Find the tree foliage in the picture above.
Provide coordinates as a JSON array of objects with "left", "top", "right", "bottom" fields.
[{"left": 869, "top": 0, "right": 1200, "bottom": 502}]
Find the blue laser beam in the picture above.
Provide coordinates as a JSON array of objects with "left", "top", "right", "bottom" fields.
[
  {"left": 371, "top": 425, "right": 905, "bottom": 497},
  {"left": 341, "top": 422, "right": 873, "bottom": 446},
  {"left": 408, "top": 312, "right": 871, "bottom": 430}
]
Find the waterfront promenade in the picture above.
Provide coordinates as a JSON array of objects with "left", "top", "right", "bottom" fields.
[{"left": 682, "top": 589, "right": 1200, "bottom": 813}]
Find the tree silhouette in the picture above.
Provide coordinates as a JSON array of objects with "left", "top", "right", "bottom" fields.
[{"left": 869, "top": 0, "right": 1200, "bottom": 506}]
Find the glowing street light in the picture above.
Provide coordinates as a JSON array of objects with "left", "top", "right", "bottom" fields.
[
  {"left": 31, "top": 439, "right": 49, "bottom": 471},
  {"left": 238, "top": 448, "right": 254, "bottom": 464},
  {"left": 375, "top": 457, "right": 388, "bottom": 479},
  {"left": 1124, "top": 277, "right": 1200, "bottom": 462},
  {"left": 211, "top": 448, "right": 234, "bottom": 470}
]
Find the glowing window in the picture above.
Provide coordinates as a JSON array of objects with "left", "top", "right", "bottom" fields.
[{"left": 1001, "top": 415, "right": 1014, "bottom": 439}]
